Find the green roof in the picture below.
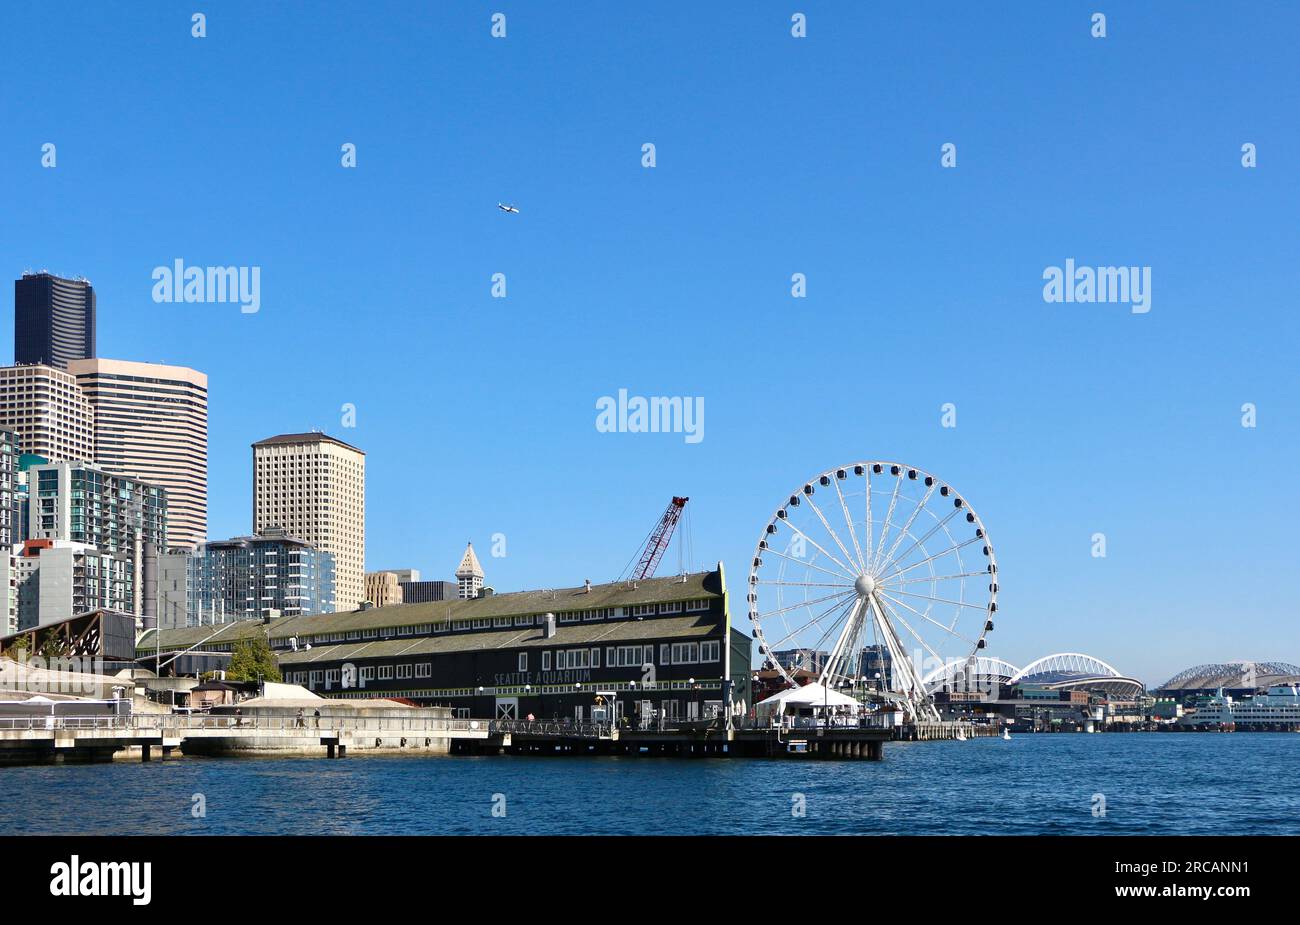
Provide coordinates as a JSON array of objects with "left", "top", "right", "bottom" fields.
[
  {"left": 137, "top": 568, "right": 726, "bottom": 655},
  {"left": 279, "top": 613, "right": 720, "bottom": 665}
]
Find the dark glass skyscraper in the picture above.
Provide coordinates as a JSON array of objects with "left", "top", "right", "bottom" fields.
[{"left": 14, "top": 272, "right": 96, "bottom": 369}]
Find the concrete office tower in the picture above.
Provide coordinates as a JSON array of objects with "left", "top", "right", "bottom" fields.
[
  {"left": 455, "top": 542, "right": 484, "bottom": 600},
  {"left": 364, "top": 571, "right": 403, "bottom": 608},
  {"left": 253, "top": 432, "right": 365, "bottom": 612},
  {"left": 14, "top": 272, "right": 96, "bottom": 370},
  {"left": 68, "top": 358, "right": 208, "bottom": 549},
  {"left": 0, "top": 364, "right": 95, "bottom": 463}
]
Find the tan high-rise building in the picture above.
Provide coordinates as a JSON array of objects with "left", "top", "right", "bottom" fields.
[
  {"left": 253, "top": 432, "right": 365, "bottom": 612},
  {"left": 0, "top": 364, "right": 96, "bottom": 463},
  {"left": 364, "top": 570, "right": 403, "bottom": 608},
  {"left": 68, "top": 358, "right": 208, "bottom": 549}
]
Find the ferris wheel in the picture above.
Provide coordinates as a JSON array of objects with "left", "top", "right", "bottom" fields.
[{"left": 747, "top": 462, "right": 998, "bottom": 721}]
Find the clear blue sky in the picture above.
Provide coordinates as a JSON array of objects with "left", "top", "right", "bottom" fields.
[{"left": 1, "top": 2, "right": 1296, "bottom": 685}]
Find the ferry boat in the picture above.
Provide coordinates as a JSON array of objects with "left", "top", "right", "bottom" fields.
[{"left": 1179, "top": 685, "right": 1300, "bottom": 731}]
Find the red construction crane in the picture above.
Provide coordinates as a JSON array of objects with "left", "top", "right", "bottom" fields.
[{"left": 630, "top": 496, "right": 689, "bottom": 580}]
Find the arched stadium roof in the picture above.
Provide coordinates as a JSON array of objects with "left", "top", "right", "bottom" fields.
[
  {"left": 922, "top": 656, "right": 1019, "bottom": 693},
  {"left": 1009, "top": 652, "right": 1145, "bottom": 699},
  {"left": 1156, "top": 661, "right": 1300, "bottom": 693}
]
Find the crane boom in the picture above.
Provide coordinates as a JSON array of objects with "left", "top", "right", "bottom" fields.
[{"left": 632, "top": 497, "right": 689, "bottom": 580}]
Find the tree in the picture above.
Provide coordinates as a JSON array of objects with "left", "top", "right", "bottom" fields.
[{"left": 225, "top": 634, "right": 281, "bottom": 683}]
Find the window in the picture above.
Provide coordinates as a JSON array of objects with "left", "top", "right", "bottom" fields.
[
  {"left": 701, "top": 640, "right": 720, "bottom": 662},
  {"left": 378, "top": 665, "right": 394, "bottom": 680},
  {"left": 326, "top": 669, "right": 340, "bottom": 686},
  {"left": 659, "top": 601, "right": 683, "bottom": 614},
  {"left": 590, "top": 648, "right": 600, "bottom": 668},
  {"left": 671, "top": 642, "right": 700, "bottom": 664},
  {"left": 565, "top": 649, "right": 589, "bottom": 669},
  {"left": 415, "top": 663, "right": 432, "bottom": 678},
  {"left": 644, "top": 645, "right": 654, "bottom": 665},
  {"left": 555, "top": 651, "right": 565, "bottom": 670},
  {"left": 685, "top": 598, "right": 709, "bottom": 612},
  {"left": 515, "top": 614, "right": 533, "bottom": 626},
  {"left": 631, "top": 604, "right": 657, "bottom": 617},
  {"left": 359, "top": 666, "right": 375, "bottom": 682},
  {"left": 396, "top": 664, "right": 414, "bottom": 680},
  {"left": 559, "top": 611, "right": 581, "bottom": 624},
  {"left": 518, "top": 653, "right": 528, "bottom": 672},
  {"left": 542, "top": 651, "right": 551, "bottom": 671},
  {"left": 660, "top": 643, "right": 670, "bottom": 665},
  {"left": 606, "top": 647, "right": 616, "bottom": 666}
]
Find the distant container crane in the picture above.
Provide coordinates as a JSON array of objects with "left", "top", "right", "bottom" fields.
[{"left": 624, "top": 496, "right": 689, "bottom": 581}]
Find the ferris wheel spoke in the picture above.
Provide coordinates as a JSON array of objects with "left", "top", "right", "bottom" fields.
[
  {"left": 870, "top": 472, "right": 905, "bottom": 572},
  {"left": 876, "top": 590, "right": 979, "bottom": 650},
  {"left": 880, "top": 507, "right": 962, "bottom": 574},
  {"left": 759, "top": 546, "right": 859, "bottom": 584},
  {"left": 802, "top": 492, "right": 861, "bottom": 576},
  {"left": 883, "top": 587, "right": 988, "bottom": 612},
  {"left": 756, "top": 589, "right": 856, "bottom": 622},
  {"left": 883, "top": 535, "right": 982, "bottom": 581},
  {"left": 831, "top": 475, "right": 866, "bottom": 570},
  {"left": 872, "top": 594, "right": 945, "bottom": 665},
  {"left": 755, "top": 580, "right": 853, "bottom": 590},
  {"left": 879, "top": 482, "right": 935, "bottom": 571},
  {"left": 886, "top": 570, "right": 988, "bottom": 587},
  {"left": 864, "top": 469, "right": 874, "bottom": 568},
  {"left": 765, "top": 594, "right": 858, "bottom": 651},
  {"left": 775, "top": 519, "right": 858, "bottom": 579}
]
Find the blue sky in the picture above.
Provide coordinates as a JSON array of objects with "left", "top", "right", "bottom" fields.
[{"left": 1, "top": 2, "right": 1296, "bottom": 684}]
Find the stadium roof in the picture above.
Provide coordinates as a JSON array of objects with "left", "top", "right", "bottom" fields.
[
  {"left": 1156, "top": 661, "right": 1300, "bottom": 692},
  {"left": 1009, "top": 652, "right": 1145, "bottom": 699}
]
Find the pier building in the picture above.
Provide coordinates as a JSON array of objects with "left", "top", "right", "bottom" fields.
[{"left": 136, "top": 566, "right": 753, "bottom": 725}]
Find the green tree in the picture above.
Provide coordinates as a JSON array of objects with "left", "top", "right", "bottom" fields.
[{"left": 225, "top": 634, "right": 282, "bottom": 683}]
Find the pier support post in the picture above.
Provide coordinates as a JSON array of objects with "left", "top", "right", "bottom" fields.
[{"left": 140, "top": 743, "right": 152, "bottom": 762}]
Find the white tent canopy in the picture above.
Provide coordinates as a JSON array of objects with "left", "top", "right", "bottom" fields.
[{"left": 756, "top": 683, "right": 861, "bottom": 721}]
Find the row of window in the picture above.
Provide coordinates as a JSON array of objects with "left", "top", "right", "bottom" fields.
[
  {"left": 531, "top": 640, "right": 721, "bottom": 672},
  {"left": 285, "top": 639, "right": 724, "bottom": 686}
]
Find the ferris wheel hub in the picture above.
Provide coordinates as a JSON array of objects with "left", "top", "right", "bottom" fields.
[{"left": 854, "top": 574, "right": 877, "bottom": 596}]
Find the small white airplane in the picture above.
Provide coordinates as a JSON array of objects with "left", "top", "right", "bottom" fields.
[{"left": 497, "top": 202, "right": 520, "bottom": 214}]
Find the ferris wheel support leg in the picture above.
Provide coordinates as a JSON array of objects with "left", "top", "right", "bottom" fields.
[
  {"left": 822, "top": 596, "right": 869, "bottom": 685},
  {"left": 866, "top": 593, "right": 938, "bottom": 723}
]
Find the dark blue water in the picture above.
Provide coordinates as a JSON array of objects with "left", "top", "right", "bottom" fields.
[{"left": 1, "top": 733, "right": 1295, "bottom": 835}]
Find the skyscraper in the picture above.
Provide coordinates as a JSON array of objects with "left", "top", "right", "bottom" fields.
[
  {"left": 0, "top": 364, "right": 95, "bottom": 463},
  {"left": 456, "top": 542, "right": 484, "bottom": 600},
  {"left": 67, "top": 358, "right": 208, "bottom": 549},
  {"left": 252, "top": 432, "right": 365, "bottom": 611},
  {"left": 14, "top": 272, "right": 96, "bottom": 370}
]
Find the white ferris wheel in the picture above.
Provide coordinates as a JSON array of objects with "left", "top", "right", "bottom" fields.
[{"left": 747, "top": 462, "right": 999, "bottom": 722}]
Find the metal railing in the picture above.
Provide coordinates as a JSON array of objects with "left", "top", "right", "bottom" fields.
[
  {"left": 489, "top": 718, "right": 612, "bottom": 739},
  {"left": 0, "top": 713, "right": 489, "bottom": 735}
]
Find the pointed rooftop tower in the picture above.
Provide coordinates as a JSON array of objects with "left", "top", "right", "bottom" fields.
[{"left": 455, "top": 542, "right": 485, "bottom": 600}]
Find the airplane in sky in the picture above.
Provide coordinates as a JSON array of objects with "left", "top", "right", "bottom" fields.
[{"left": 497, "top": 202, "right": 520, "bottom": 214}]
